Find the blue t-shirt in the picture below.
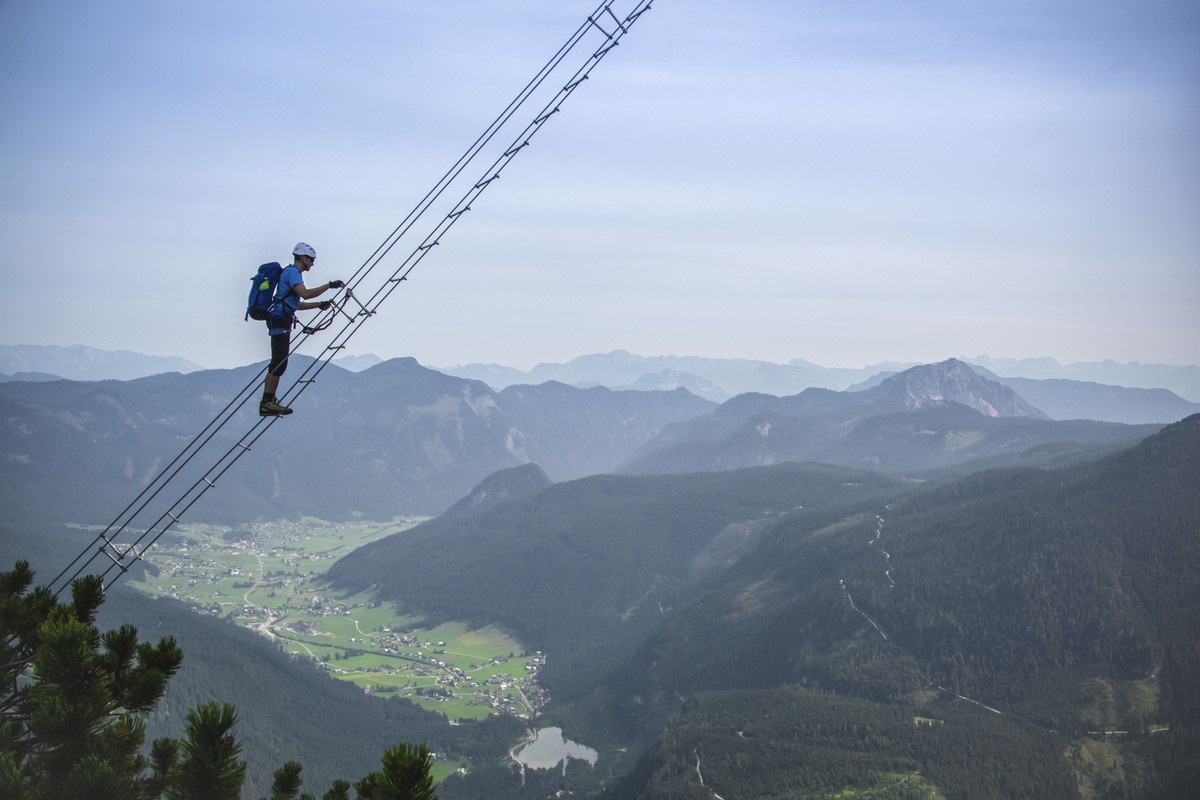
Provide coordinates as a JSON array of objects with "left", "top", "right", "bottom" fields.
[{"left": 268, "top": 264, "right": 304, "bottom": 335}]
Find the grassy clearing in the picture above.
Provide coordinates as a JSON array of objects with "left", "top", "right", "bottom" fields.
[
  {"left": 128, "top": 517, "right": 546, "bottom": 721},
  {"left": 826, "top": 772, "right": 943, "bottom": 798},
  {"left": 1067, "top": 676, "right": 1164, "bottom": 798},
  {"left": 430, "top": 759, "right": 468, "bottom": 783},
  {"left": 1069, "top": 738, "right": 1126, "bottom": 800}
]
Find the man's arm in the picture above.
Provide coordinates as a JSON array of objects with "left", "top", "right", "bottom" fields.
[{"left": 292, "top": 281, "right": 340, "bottom": 301}]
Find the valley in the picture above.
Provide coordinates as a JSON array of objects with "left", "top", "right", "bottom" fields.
[{"left": 126, "top": 516, "right": 545, "bottom": 722}]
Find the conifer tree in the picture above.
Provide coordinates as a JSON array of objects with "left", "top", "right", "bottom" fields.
[
  {"left": 166, "top": 703, "right": 247, "bottom": 800},
  {"left": 353, "top": 744, "right": 437, "bottom": 800},
  {"left": 320, "top": 780, "right": 352, "bottom": 800},
  {"left": 1, "top": 561, "right": 183, "bottom": 799},
  {"left": 264, "top": 760, "right": 304, "bottom": 800}
]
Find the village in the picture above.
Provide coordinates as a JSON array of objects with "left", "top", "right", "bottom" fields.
[{"left": 130, "top": 518, "right": 547, "bottom": 721}]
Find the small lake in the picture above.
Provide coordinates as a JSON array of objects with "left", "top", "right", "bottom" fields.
[{"left": 514, "top": 726, "right": 598, "bottom": 770}]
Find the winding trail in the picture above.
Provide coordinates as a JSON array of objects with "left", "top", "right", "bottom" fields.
[
  {"left": 508, "top": 730, "right": 536, "bottom": 786},
  {"left": 869, "top": 513, "right": 895, "bottom": 588},
  {"left": 839, "top": 579, "right": 889, "bottom": 641},
  {"left": 936, "top": 685, "right": 1003, "bottom": 715},
  {"left": 837, "top": 509, "right": 899, "bottom": 641},
  {"left": 693, "top": 749, "right": 726, "bottom": 799}
]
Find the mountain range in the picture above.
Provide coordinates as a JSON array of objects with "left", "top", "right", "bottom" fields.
[
  {"left": 8, "top": 344, "right": 1199, "bottom": 415},
  {"left": 439, "top": 349, "right": 1200, "bottom": 405},
  {"left": 1, "top": 357, "right": 1168, "bottom": 531},
  {"left": 0, "top": 357, "right": 713, "bottom": 525},
  {"left": 3, "top": 350, "right": 1198, "bottom": 797},
  {"left": 0, "top": 344, "right": 203, "bottom": 381},
  {"left": 621, "top": 359, "right": 1159, "bottom": 476}
]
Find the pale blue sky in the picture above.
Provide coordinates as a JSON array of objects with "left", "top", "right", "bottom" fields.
[{"left": 1, "top": 0, "right": 1197, "bottom": 370}]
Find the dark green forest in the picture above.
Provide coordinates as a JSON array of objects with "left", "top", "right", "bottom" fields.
[
  {"left": 610, "top": 686, "right": 1077, "bottom": 799},
  {"left": 589, "top": 416, "right": 1200, "bottom": 798}
]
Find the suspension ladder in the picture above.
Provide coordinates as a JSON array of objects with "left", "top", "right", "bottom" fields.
[{"left": 1, "top": 2, "right": 655, "bottom": 708}]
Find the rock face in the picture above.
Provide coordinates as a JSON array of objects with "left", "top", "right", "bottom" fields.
[{"left": 877, "top": 358, "right": 1049, "bottom": 419}]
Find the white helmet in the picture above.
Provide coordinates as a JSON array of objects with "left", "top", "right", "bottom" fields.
[{"left": 292, "top": 242, "right": 317, "bottom": 259}]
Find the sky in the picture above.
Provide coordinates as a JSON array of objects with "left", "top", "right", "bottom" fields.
[{"left": 1, "top": 0, "right": 1197, "bottom": 371}]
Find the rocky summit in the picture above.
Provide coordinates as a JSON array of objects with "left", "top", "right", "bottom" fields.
[{"left": 877, "top": 358, "right": 1049, "bottom": 418}]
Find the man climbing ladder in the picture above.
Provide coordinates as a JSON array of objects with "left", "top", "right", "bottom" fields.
[{"left": 261, "top": 242, "right": 344, "bottom": 416}]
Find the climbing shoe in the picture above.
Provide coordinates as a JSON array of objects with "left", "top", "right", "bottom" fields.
[{"left": 260, "top": 398, "right": 294, "bottom": 416}]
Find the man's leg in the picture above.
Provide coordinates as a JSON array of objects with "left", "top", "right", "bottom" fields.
[{"left": 261, "top": 331, "right": 293, "bottom": 415}]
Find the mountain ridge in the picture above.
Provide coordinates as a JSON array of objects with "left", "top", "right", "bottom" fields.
[
  {"left": 7, "top": 344, "right": 1197, "bottom": 413},
  {"left": 622, "top": 359, "right": 1154, "bottom": 476},
  {"left": 0, "top": 357, "right": 714, "bottom": 524},
  {"left": 0, "top": 344, "right": 204, "bottom": 380},
  {"left": 440, "top": 349, "right": 1200, "bottom": 403}
]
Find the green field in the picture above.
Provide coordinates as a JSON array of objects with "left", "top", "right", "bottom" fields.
[{"left": 128, "top": 517, "right": 545, "bottom": 721}]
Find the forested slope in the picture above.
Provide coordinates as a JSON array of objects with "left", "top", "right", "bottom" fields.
[
  {"left": 328, "top": 462, "right": 908, "bottom": 698},
  {"left": 602, "top": 415, "right": 1200, "bottom": 798},
  {"left": 96, "top": 587, "right": 524, "bottom": 799}
]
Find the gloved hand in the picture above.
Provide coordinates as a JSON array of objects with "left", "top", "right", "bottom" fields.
[
  {"left": 319, "top": 301, "right": 331, "bottom": 310},
  {"left": 328, "top": 279, "right": 345, "bottom": 289}
]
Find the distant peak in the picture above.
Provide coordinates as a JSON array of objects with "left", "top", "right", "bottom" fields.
[{"left": 879, "top": 360, "right": 1048, "bottom": 419}]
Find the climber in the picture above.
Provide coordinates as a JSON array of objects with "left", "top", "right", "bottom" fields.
[{"left": 260, "top": 242, "right": 344, "bottom": 416}]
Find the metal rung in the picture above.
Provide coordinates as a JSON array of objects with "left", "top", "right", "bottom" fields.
[
  {"left": 237, "top": 442, "right": 251, "bottom": 452},
  {"left": 594, "top": 40, "right": 620, "bottom": 58},
  {"left": 565, "top": 75, "right": 589, "bottom": 92},
  {"left": 98, "top": 541, "right": 131, "bottom": 571},
  {"left": 475, "top": 174, "right": 500, "bottom": 189},
  {"left": 418, "top": 241, "right": 439, "bottom": 251},
  {"left": 602, "top": 5, "right": 627, "bottom": 33},
  {"left": 203, "top": 477, "right": 215, "bottom": 487},
  {"left": 167, "top": 512, "right": 181, "bottom": 524},
  {"left": 344, "top": 291, "right": 371, "bottom": 313},
  {"left": 99, "top": 548, "right": 130, "bottom": 571},
  {"left": 448, "top": 206, "right": 471, "bottom": 219},
  {"left": 587, "top": 15, "right": 615, "bottom": 39},
  {"left": 534, "top": 107, "right": 561, "bottom": 125},
  {"left": 626, "top": 5, "right": 651, "bottom": 25},
  {"left": 505, "top": 140, "right": 530, "bottom": 157}
]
